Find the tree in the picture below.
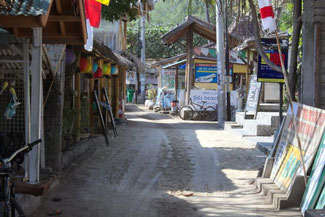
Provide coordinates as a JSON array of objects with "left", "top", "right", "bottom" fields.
[{"left": 101, "top": 0, "right": 138, "bottom": 22}]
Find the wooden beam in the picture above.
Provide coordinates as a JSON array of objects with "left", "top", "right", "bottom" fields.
[
  {"left": 78, "top": 0, "right": 88, "bottom": 45},
  {"left": 0, "top": 16, "right": 41, "bottom": 27},
  {"left": 48, "top": 16, "right": 81, "bottom": 22},
  {"left": 39, "top": 0, "right": 54, "bottom": 27}
]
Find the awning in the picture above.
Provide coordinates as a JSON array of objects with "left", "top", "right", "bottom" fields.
[{"left": 163, "top": 59, "right": 186, "bottom": 69}]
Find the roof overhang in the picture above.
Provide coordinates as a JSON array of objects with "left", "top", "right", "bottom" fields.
[{"left": 0, "top": 0, "right": 87, "bottom": 45}]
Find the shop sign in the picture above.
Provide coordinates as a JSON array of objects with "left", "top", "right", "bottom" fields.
[
  {"left": 190, "top": 89, "right": 218, "bottom": 108},
  {"left": 195, "top": 63, "right": 218, "bottom": 83}
]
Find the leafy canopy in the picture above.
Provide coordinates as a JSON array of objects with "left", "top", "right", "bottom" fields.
[{"left": 101, "top": 0, "right": 138, "bottom": 22}]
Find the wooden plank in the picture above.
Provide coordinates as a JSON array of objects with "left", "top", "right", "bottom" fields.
[
  {"left": 315, "top": 1, "right": 325, "bottom": 8},
  {"left": 315, "top": 9, "right": 325, "bottom": 16},
  {"left": 39, "top": 0, "right": 54, "bottom": 27},
  {"left": 315, "top": 16, "right": 325, "bottom": 23},
  {"left": 315, "top": 23, "right": 321, "bottom": 107}
]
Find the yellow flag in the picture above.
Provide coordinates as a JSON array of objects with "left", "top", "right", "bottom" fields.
[{"left": 96, "top": 0, "right": 110, "bottom": 6}]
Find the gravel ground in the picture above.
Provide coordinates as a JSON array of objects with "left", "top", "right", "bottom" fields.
[{"left": 29, "top": 104, "right": 301, "bottom": 217}]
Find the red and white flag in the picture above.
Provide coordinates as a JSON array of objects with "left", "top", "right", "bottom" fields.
[{"left": 258, "top": 0, "right": 277, "bottom": 33}]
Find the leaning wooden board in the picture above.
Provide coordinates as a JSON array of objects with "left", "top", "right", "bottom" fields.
[
  {"left": 270, "top": 103, "right": 325, "bottom": 192},
  {"left": 301, "top": 132, "right": 325, "bottom": 215},
  {"left": 244, "top": 75, "right": 262, "bottom": 118}
]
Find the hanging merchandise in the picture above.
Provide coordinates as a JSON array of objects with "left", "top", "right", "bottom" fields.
[
  {"left": 85, "top": 61, "right": 93, "bottom": 73},
  {"left": 110, "top": 64, "right": 118, "bottom": 75},
  {"left": 94, "top": 67, "right": 103, "bottom": 78},
  {"left": 80, "top": 57, "right": 88, "bottom": 72},
  {"left": 84, "top": 0, "right": 102, "bottom": 28},
  {"left": 96, "top": 0, "right": 110, "bottom": 6},
  {"left": 93, "top": 62, "right": 98, "bottom": 73},
  {"left": 65, "top": 49, "right": 76, "bottom": 66},
  {"left": 103, "top": 63, "right": 111, "bottom": 78},
  {"left": 0, "top": 82, "right": 8, "bottom": 95},
  {"left": 4, "top": 87, "right": 21, "bottom": 119}
]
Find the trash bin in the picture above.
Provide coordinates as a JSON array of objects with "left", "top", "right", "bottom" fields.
[{"left": 127, "top": 89, "right": 135, "bottom": 103}]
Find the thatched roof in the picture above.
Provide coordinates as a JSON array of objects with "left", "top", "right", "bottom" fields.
[
  {"left": 228, "top": 16, "right": 256, "bottom": 43},
  {"left": 161, "top": 15, "right": 239, "bottom": 48}
]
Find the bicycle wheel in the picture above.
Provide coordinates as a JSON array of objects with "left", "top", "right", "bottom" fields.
[
  {"left": 179, "top": 106, "right": 194, "bottom": 120},
  {"left": 203, "top": 106, "right": 217, "bottom": 121}
]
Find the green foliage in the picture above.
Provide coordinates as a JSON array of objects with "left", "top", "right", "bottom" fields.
[
  {"left": 147, "top": 85, "right": 157, "bottom": 101},
  {"left": 277, "top": 2, "right": 294, "bottom": 34},
  {"left": 101, "top": 0, "right": 138, "bottom": 22}
]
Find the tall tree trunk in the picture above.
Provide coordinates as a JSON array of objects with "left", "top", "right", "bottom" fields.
[
  {"left": 288, "top": 0, "right": 302, "bottom": 101},
  {"left": 205, "top": 1, "right": 211, "bottom": 23}
]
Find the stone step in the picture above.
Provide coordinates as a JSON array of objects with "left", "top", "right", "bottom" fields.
[
  {"left": 243, "top": 119, "right": 277, "bottom": 136},
  {"left": 228, "top": 128, "right": 257, "bottom": 138},
  {"left": 224, "top": 121, "right": 243, "bottom": 131}
]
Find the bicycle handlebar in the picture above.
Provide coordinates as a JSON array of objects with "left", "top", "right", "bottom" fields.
[{"left": 6, "top": 139, "right": 42, "bottom": 163}]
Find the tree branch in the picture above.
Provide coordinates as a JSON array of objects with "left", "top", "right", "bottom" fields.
[{"left": 247, "top": 0, "right": 282, "bottom": 72}]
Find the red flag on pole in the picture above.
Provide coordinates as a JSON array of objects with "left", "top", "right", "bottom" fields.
[{"left": 84, "top": 0, "right": 102, "bottom": 28}]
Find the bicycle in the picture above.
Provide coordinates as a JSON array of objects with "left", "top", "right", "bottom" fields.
[
  {"left": 179, "top": 98, "right": 217, "bottom": 121},
  {"left": 0, "top": 139, "right": 42, "bottom": 217}
]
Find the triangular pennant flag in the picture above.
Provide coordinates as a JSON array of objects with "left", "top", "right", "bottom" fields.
[
  {"left": 201, "top": 48, "right": 209, "bottom": 56},
  {"left": 96, "top": 0, "right": 110, "bottom": 6},
  {"left": 84, "top": 0, "right": 102, "bottom": 28}
]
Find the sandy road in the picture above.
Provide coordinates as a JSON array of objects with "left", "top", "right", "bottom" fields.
[{"left": 30, "top": 105, "right": 301, "bottom": 217}]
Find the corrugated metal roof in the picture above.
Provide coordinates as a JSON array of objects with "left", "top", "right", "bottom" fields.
[{"left": 0, "top": 0, "right": 51, "bottom": 16}]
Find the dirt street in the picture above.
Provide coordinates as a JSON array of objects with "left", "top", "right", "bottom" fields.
[{"left": 30, "top": 105, "right": 301, "bottom": 217}]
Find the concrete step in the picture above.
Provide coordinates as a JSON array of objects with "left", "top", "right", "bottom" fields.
[
  {"left": 224, "top": 121, "right": 243, "bottom": 131},
  {"left": 256, "top": 112, "right": 284, "bottom": 128},
  {"left": 243, "top": 119, "right": 277, "bottom": 136},
  {"left": 228, "top": 128, "right": 257, "bottom": 138},
  {"left": 259, "top": 103, "right": 287, "bottom": 112},
  {"left": 235, "top": 112, "right": 254, "bottom": 125}
]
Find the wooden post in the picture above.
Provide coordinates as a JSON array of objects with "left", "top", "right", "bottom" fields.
[
  {"left": 122, "top": 67, "right": 126, "bottom": 118},
  {"left": 115, "top": 67, "right": 120, "bottom": 117},
  {"left": 175, "top": 67, "right": 178, "bottom": 100},
  {"left": 29, "top": 28, "right": 42, "bottom": 183},
  {"left": 23, "top": 38, "right": 31, "bottom": 164},
  {"left": 88, "top": 77, "right": 94, "bottom": 135},
  {"left": 246, "top": 48, "right": 251, "bottom": 95},
  {"left": 75, "top": 70, "right": 81, "bottom": 138},
  {"left": 185, "top": 25, "right": 194, "bottom": 105},
  {"left": 314, "top": 23, "right": 321, "bottom": 107}
]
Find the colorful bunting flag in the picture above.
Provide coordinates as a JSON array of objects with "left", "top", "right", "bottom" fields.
[
  {"left": 95, "top": 0, "right": 110, "bottom": 6},
  {"left": 84, "top": 0, "right": 102, "bottom": 28}
]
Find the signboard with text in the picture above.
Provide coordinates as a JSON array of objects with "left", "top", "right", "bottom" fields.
[
  {"left": 195, "top": 63, "right": 218, "bottom": 83},
  {"left": 257, "top": 39, "right": 288, "bottom": 83}
]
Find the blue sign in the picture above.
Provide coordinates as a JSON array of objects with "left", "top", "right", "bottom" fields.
[
  {"left": 257, "top": 39, "right": 288, "bottom": 83},
  {"left": 195, "top": 63, "right": 218, "bottom": 83}
]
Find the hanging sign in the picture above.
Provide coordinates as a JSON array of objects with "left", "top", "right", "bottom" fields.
[{"left": 195, "top": 63, "right": 218, "bottom": 83}]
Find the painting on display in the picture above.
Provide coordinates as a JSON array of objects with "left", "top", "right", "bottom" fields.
[
  {"left": 271, "top": 103, "right": 325, "bottom": 191},
  {"left": 301, "top": 132, "right": 325, "bottom": 215},
  {"left": 195, "top": 63, "right": 218, "bottom": 83},
  {"left": 161, "top": 69, "right": 175, "bottom": 89}
]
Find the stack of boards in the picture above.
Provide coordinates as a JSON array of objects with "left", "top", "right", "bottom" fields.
[{"left": 264, "top": 102, "right": 325, "bottom": 215}]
